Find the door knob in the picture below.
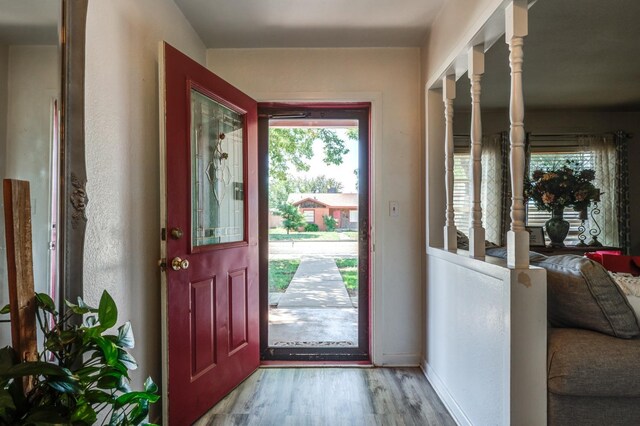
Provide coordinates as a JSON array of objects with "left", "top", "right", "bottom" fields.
[{"left": 171, "top": 257, "right": 189, "bottom": 271}]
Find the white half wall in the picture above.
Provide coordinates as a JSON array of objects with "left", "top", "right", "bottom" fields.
[
  {"left": 424, "top": 249, "right": 547, "bottom": 425},
  {"left": 205, "top": 47, "right": 423, "bottom": 365},
  {"left": 84, "top": 0, "right": 205, "bottom": 398}
]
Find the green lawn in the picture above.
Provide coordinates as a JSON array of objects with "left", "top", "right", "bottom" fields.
[
  {"left": 268, "top": 259, "right": 300, "bottom": 292},
  {"left": 269, "top": 228, "right": 357, "bottom": 241},
  {"left": 335, "top": 258, "right": 358, "bottom": 297}
]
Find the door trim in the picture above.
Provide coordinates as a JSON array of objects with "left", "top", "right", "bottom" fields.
[{"left": 258, "top": 102, "right": 371, "bottom": 361}]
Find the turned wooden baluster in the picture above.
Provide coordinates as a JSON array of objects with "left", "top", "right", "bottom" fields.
[
  {"left": 506, "top": 0, "right": 529, "bottom": 268},
  {"left": 468, "top": 45, "right": 485, "bottom": 258},
  {"left": 443, "top": 75, "right": 457, "bottom": 251}
]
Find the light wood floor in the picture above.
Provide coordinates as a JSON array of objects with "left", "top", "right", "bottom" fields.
[{"left": 194, "top": 367, "right": 456, "bottom": 426}]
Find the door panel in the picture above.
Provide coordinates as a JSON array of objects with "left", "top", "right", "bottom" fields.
[{"left": 159, "top": 42, "right": 259, "bottom": 426}]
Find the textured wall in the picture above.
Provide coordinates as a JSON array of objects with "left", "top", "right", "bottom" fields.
[
  {"left": 0, "top": 45, "right": 58, "bottom": 350},
  {"left": 84, "top": 0, "right": 205, "bottom": 394},
  {"left": 206, "top": 47, "right": 423, "bottom": 365}
]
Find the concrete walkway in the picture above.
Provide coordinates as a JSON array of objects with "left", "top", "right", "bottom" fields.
[
  {"left": 269, "top": 256, "right": 357, "bottom": 346},
  {"left": 277, "top": 256, "right": 352, "bottom": 308}
]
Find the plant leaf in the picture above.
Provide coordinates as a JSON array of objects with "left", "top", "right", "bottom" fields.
[
  {"left": 84, "top": 315, "right": 97, "bottom": 327},
  {"left": 144, "top": 377, "right": 158, "bottom": 394},
  {"left": 115, "top": 391, "right": 160, "bottom": 408},
  {"left": 85, "top": 389, "right": 114, "bottom": 404},
  {"left": 93, "top": 336, "right": 118, "bottom": 366},
  {"left": 0, "top": 304, "right": 9, "bottom": 315},
  {"left": 117, "top": 321, "right": 135, "bottom": 348},
  {"left": 118, "top": 349, "right": 138, "bottom": 371},
  {"left": 98, "top": 290, "right": 118, "bottom": 329},
  {"left": 1, "top": 361, "right": 69, "bottom": 379},
  {"left": 129, "top": 399, "right": 150, "bottom": 424},
  {"left": 70, "top": 401, "right": 97, "bottom": 424},
  {"left": 117, "top": 375, "right": 132, "bottom": 393},
  {"left": 0, "top": 388, "right": 16, "bottom": 411},
  {"left": 35, "top": 293, "right": 57, "bottom": 314},
  {"left": 109, "top": 408, "right": 125, "bottom": 426},
  {"left": 47, "top": 379, "right": 79, "bottom": 394},
  {"left": 23, "top": 407, "right": 71, "bottom": 425}
]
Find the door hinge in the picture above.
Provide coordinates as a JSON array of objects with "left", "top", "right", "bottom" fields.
[
  {"left": 158, "top": 258, "right": 167, "bottom": 272},
  {"left": 161, "top": 228, "right": 167, "bottom": 241}
]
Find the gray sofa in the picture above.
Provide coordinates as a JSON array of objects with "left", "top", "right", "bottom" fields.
[{"left": 486, "top": 249, "right": 640, "bottom": 425}]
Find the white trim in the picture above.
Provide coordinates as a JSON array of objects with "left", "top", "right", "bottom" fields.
[
  {"left": 422, "top": 360, "right": 469, "bottom": 426},
  {"left": 157, "top": 41, "right": 169, "bottom": 426},
  {"left": 378, "top": 353, "right": 422, "bottom": 366},
  {"left": 254, "top": 91, "right": 383, "bottom": 365}
]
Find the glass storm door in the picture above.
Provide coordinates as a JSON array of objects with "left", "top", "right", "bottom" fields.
[{"left": 159, "top": 42, "right": 259, "bottom": 426}]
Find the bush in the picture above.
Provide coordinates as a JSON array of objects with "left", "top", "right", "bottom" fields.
[
  {"left": 278, "top": 203, "right": 305, "bottom": 234},
  {"left": 304, "top": 223, "right": 319, "bottom": 232},
  {"left": 323, "top": 215, "right": 337, "bottom": 232}
]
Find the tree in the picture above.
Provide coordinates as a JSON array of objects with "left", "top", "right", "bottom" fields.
[
  {"left": 278, "top": 203, "right": 305, "bottom": 234},
  {"left": 268, "top": 128, "right": 354, "bottom": 181},
  {"left": 269, "top": 175, "right": 344, "bottom": 209}
]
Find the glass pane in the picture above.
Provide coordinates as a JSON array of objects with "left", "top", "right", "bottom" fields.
[{"left": 191, "top": 89, "right": 244, "bottom": 247}]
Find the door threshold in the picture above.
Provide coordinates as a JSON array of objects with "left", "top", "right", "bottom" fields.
[{"left": 261, "top": 360, "right": 372, "bottom": 368}]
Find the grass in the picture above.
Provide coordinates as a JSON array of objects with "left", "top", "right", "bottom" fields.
[
  {"left": 269, "top": 228, "right": 357, "bottom": 241},
  {"left": 268, "top": 259, "right": 301, "bottom": 292},
  {"left": 335, "top": 258, "right": 358, "bottom": 297}
]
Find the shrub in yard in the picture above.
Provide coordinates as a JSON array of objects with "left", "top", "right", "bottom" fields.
[
  {"left": 323, "top": 215, "right": 337, "bottom": 232},
  {"left": 304, "top": 223, "right": 319, "bottom": 232},
  {"left": 278, "top": 203, "right": 305, "bottom": 234}
]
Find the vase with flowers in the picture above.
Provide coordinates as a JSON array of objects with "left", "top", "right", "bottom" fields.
[{"left": 525, "top": 161, "right": 600, "bottom": 247}]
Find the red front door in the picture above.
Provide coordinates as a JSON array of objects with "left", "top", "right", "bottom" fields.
[{"left": 159, "top": 42, "right": 259, "bottom": 425}]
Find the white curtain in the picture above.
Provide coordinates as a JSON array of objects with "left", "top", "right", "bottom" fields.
[
  {"left": 481, "top": 135, "right": 503, "bottom": 245},
  {"left": 580, "top": 135, "right": 618, "bottom": 246}
]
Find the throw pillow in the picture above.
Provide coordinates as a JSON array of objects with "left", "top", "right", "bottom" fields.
[{"left": 536, "top": 255, "right": 640, "bottom": 338}]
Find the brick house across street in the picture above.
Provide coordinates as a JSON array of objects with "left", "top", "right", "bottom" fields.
[{"left": 287, "top": 192, "right": 358, "bottom": 231}]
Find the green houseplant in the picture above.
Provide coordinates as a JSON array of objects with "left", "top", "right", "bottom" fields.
[{"left": 0, "top": 290, "right": 159, "bottom": 425}]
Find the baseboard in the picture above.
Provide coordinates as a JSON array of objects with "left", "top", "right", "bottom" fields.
[
  {"left": 421, "top": 359, "right": 471, "bottom": 426},
  {"left": 378, "top": 353, "right": 421, "bottom": 366}
]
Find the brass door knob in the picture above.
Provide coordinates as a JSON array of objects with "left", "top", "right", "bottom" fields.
[
  {"left": 170, "top": 227, "right": 183, "bottom": 240},
  {"left": 171, "top": 257, "right": 189, "bottom": 271}
]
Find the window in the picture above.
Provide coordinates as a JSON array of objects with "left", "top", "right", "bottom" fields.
[
  {"left": 453, "top": 152, "right": 471, "bottom": 230},
  {"left": 527, "top": 151, "right": 595, "bottom": 245},
  {"left": 303, "top": 210, "right": 314, "bottom": 223},
  {"left": 349, "top": 210, "right": 358, "bottom": 223}
]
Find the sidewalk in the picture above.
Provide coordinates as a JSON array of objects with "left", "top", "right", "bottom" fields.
[
  {"left": 269, "top": 256, "right": 357, "bottom": 346},
  {"left": 277, "top": 256, "right": 352, "bottom": 308}
]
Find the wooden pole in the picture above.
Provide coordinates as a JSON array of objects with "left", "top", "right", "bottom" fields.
[
  {"left": 443, "top": 75, "right": 458, "bottom": 251},
  {"left": 468, "top": 45, "right": 486, "bottom": 259},
  {"left": 506, "top": 0, "right": 530, "bottom": 268},
  {"left": 3, "top": 179, "right": 38, "bottom": 392}
]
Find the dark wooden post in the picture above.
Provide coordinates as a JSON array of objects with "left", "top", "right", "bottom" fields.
[{"left": 3, "top": 179, "right": 38, "bottom": 392}]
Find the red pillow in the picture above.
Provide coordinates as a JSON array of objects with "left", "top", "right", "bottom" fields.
[{"left": 585, "top": 251, "right": 640, "bottom": 276}]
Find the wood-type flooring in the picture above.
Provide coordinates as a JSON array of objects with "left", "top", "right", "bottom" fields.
[{"left": 194, "top": 367, "right": 456, "bottom": 425}]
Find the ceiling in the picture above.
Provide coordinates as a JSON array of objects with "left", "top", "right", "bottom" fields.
[
  {"left": 173, "top": 0, "right": 447, "bottom": 48},
  {"left": 455, "top": 0, "right": 640, "bottom": 110},
  {"left": 0, "top": 0, "right": 59, "bottom": 45}
]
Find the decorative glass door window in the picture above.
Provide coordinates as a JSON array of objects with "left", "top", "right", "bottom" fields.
[{"left": 191, "top": 88, "right": 244, "bottom": 247}]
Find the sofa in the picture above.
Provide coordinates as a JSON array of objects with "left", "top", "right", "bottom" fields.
[{"left": 486, "top": 248, "right": 640, "bottom": 426}]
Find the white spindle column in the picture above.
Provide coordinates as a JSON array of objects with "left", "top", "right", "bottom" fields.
[
  {"left": 468, "top": 45, "right": 485, "bottom": 258},
  {"left": 506, "top": 0, "right": 529, "bottom": 268},
  {"left": 443, "top": 75, "right": 457, "bottom": 251}
]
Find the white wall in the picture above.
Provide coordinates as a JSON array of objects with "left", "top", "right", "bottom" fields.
[
  {"left": 84, "top": 0, "right": 205, "bottom": 399},
  {"left": 425, "top": 250, "right": 546, "bottom": 425},
  {"left": 0, "top": 45, "right": 59, "bottom": 348},
  {"left": 205, "top": 47, "right": 423, "bottom": 365}
]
